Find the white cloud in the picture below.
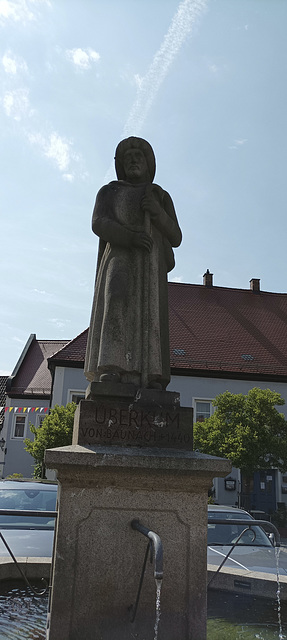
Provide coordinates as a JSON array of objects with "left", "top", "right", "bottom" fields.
[
  {"left": 208, "top": 63, "right": 219, "bottom": 74},
  {"left": 45, "top": 133, "right": 71, "bottom": 171},
  {"left": 27, "top": 130, "right": 77, "bottom": 173},
  {"left": 205, "top": 57, "right": 228, "bottom": 77},
  {"left": 89, "top": 49, "right": 100, "bottom": 63},
  {"left": 48, "top": 318, "right": 70, "bottom": 329},
  {"left": 0, "top": 47, "right": 83, "bottom": 178},
  {"left": 170, "top": 276, "right": 183, "bottom": 283},
  {"left": 26, "top": 130, "right": 45, "bottom": 146},
  {"left": 0, "top": 0, "right": 31, "bottom": 22},
  {"left": 65, "top": 47, "right": 100, "bottom": 70},
  {"left": 3, "top": 87, "right": 32, "bottom": 120},
  {"left": 2, "top": 50, "right": 28, "bottom": 74},
  {"left": 235, "top": 138, "right": 248, "bottom": 145},
  {"left": 63, "top": 173, "right": 74, "bottom": 182},
  {"left": 229, "top": 138, "right": 248, "bottom": 150},
  {"left": 32, "top": 288, "right": 50, "bottom": 295},
  {"left": 0, "top": 0, "right": 50, "bottom": 25}
]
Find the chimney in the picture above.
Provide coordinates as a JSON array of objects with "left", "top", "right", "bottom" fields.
[
  {"left": 250, "top": 278, "right": 260, "bottom": 292},
  {"left": 203, "top": 269, "right": 213, "bottom": 287}
]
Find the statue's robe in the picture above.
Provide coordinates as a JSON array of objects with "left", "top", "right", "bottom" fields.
[{"left": 84, "top": 180, "right": 182, "bottom": 388}]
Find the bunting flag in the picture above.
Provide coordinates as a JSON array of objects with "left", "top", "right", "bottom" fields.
[{"left": 0, "top": 407, "right": 49, "bottom": 413}]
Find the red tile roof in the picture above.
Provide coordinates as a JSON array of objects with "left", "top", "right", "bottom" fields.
[
  {"left": 48, "top": 329, "right": 88, "bottom": 366},
  {"left": 169, "top": 283, "right": 287, "bottom": 378},
  {"left": 48, "top": 283, "right": 287, "bottom": 380},
  {"left": 8, "top": 339, "right": 69, "bottom": 397}
]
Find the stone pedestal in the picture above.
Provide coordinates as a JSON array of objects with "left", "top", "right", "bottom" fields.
[{"left": 45, "top": 440, "right": 230, "bottom": 640}]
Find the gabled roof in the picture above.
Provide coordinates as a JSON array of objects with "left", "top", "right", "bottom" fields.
[
  {"left": 48, "top": 329, "right": 88, "bottom": 369},
  {"left": 48, "top": 282, "right": 287, "bottom": 381},
  {"left": 169, "top": 282, "right": 287, "bottom": 379},
  {"left": 7, "top": 335, "right": 69, "bottom": 398}
]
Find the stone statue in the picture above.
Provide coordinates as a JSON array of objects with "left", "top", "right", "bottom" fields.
[{"left": 84, "top": 136, "right": 182, "bottom": 390}]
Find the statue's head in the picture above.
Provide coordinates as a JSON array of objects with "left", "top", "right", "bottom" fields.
[{"left": 115, "top": 137, "right": 156, "bottom": 183}]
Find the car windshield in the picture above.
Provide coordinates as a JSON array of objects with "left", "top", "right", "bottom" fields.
[
  {"left": 0, "top": 487, "right": 57, "bottom": 530},
  {"left": 208, "top": 510, "right": 272, "bottom": 547}
]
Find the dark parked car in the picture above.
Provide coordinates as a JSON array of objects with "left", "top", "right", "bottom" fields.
[{"left": 0, "top": 479, "right": 57, "bottom": 558}]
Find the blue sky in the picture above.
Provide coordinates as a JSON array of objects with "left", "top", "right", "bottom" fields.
[{"left": 1, "top": 0, "right": 287, "bottom": 375}]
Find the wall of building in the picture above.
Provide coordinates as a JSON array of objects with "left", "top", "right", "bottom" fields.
[
  {"left": 51, "top": 367, "right": 86, "bottom": 408},
  {"left": 1, "top": 396, "right": 49, "bottom": 478},
  {"left": 168, "top": 375, "right": 287, "bottom": 417}
]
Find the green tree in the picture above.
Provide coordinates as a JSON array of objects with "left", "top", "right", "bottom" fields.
[
  {"left": 194, "top": 388, "right": 287, "bottom": 507},
  {"left": 24, "top": 403, "right": 76, "bottom": 478}
]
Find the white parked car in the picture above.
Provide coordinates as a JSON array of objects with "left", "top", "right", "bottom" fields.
[
  {"left": 208, "top": 504, "right": 287, "bottom": 576},
  {"left": 0, "top": 479, "right": 57, "bottom": 558}
]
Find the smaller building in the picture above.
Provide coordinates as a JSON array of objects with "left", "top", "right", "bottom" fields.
[
  {"left": 47, "top": 329, "right": 88, "bottom": 409},
  {"left": 1, "top": 334, "right": 68, "bottom": 478}
]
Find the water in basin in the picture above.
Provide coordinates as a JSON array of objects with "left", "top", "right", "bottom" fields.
[
  {"left": 1, "top": 581, "right": 287, "bottom": 639},
  {"left": 0, "top": 581, "right": 47, "bottom": 639},
  {"left": 208, "top": 590, "right": 287, "bottom": 639}
]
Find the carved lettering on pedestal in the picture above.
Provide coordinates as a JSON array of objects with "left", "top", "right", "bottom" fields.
[{"left": 77, "top": 400, "right": 193, "bottom": 450}]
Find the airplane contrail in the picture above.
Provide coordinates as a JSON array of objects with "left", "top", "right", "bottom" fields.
[
  {"left": 123, "top": 0, "right": 208, "bottom": 137},
  {"left": 105, "top": 0, "right": 207, "bottom": 181}
]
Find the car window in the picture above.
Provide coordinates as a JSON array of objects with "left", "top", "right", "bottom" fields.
[
  {"left": 208, "top": 511, "right": 271, "bottom": 547},
  {"left": 0, "top": 488, "right": 57, "bottom": 530}
]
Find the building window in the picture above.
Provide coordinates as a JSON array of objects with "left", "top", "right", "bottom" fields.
[
  {"left": 194, "top": 400, "right": 213, "bottom": 423},
  {"left": 36, "top": 415, "right": 46, "bottom": 428},
  {"left": 68, "top": 391, "right": 85, "bottom": 405},
  {"left": 13, "top": 415, "right": 26, "bottom": 438}
]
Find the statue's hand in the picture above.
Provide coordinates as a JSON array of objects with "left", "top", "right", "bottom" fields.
[
  {"left": 141, "top": 194, "right": 163, "bottom": 222},
  {"left": 132, "top": 231, "right": 153, "bottom": 252}
]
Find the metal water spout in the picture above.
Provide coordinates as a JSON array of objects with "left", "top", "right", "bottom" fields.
[
  {"left": 130, "top": 519, "right": 163, "bottom": 625},
  {"left": 131, "top": 518, "right": 163, "bottom": 579}
]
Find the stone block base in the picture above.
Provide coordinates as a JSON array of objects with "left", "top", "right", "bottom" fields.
[{"left": 45, "top": 444, "right": 231, "bottom": 640}]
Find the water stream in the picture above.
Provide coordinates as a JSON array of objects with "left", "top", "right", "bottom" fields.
[
  {"left": 275, "top": 547, "right": 284, "bottom": 640},
  {"left": 153, "top": 578, "right": 162, "bottom": 640}
]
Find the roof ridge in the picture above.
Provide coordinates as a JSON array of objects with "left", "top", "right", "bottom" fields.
[{"left": 168, "top": 281, "right": 287, "bottom": 296}]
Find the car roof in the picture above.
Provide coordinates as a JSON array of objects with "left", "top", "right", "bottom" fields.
[
  {"left": 0, "top": 480, "right": 57, "bottom": 491},
  {"left": 208, "top": 504, "right": 249, "bottom": 516}
]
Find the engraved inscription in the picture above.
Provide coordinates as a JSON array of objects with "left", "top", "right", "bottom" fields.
[
  {"left": 77, "top": 400, "right": 193, "bottom": 450},
  {"left": 80, "top": 425, "right": 191, "bottom": 446},
  {"left": 87, "top": 405, "right": 180, "bottom": 430}
]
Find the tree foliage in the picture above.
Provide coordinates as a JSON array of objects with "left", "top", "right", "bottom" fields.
[
  {"left": 193, "top": 388, "right": 287, "bottom": 475},
  {"left": 24, "top": 403, "right": 76, "bottom": 477}
]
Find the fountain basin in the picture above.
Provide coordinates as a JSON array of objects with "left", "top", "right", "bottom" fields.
[
  {"left": 0, "top": 556, "right": 51, "bottom": 582},
  {"left": 208, "top": 563, "right": 287, "bottom": 601}
]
